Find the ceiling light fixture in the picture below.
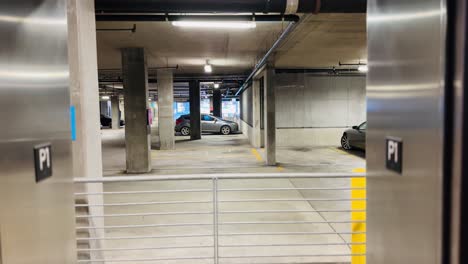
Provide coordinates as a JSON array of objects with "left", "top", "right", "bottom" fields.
[
  {"left": 204, "top": 60, "right": 213, "bottom": 73},
  {"left": 101, "top": 95, "right": 110, "bottom": 100},
  {"left": 358, "top": 65, "right": 368, "bottom": 73},
  {"left": 172, "top": 21, "right": 256, "bottom": 29},
  {"left": 214, "top": 83, "right": 220, "bottom": 89}
]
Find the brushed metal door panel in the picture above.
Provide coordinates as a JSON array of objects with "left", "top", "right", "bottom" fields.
[
  {"left": 0, "top": 0, "right": 76, "bottom": 263},
  {"left": 367, "top": 0, "right": 446, "bottom": 263}
]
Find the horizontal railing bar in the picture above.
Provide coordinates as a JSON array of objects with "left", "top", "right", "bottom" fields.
[
  {"left": 220, "top": 242, "right": 366, "bottom": 247},
  {"left": 75, "top": 200, "right": 212, "bottom": 207},
  {"left": 74, "top": 172, "right": 366, "bottom": 183},
  {"left": 220, "top": 231, "right": 366, "bottom": 236},
  {"left": 76, "top": 211, "right": 213, "bottom": 218},
  {"left": 220, "top": 254, "right": 366, "bottom": 258},
  {"left": 219, "top": 187, "right": 365, "bottom": 191},
  {"left": 77, "top": 222, "right": 212, "bottom": 230},
  {"left": 77, "top": 234, "right": 213, "bottom": 241},
  {"left": 77, "top": 256, "right": 213, "bottom": 263},
  {"left": 219, "top": 220, "right": 365, "bottom": 225},
  {"left": 219, "top": 198, "right": 366, "bottom": 202},
  {"left": 77, "top": 245, "right": 213, "bottom": 252},
  {"left": 75, "top": 189, "right": 212, "bottom": 195},
  {"left": 220, "top": 209, "right": 365, "bottom": 214}
]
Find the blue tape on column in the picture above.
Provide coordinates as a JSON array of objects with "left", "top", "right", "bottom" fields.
[{"left": 70, "top": 106, "right": 77, "bottom": 141}]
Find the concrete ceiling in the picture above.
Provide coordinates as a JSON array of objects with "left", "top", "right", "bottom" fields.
[{"left": 96, "top": 13, "right": 366, "bottom": 75}]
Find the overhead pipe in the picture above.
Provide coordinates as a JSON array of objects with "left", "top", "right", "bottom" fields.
[
  {"left": 96, "top": 14, "right": 300, "bottom": 22},
  {"left": 96, "top": 24, "right": 137, "bottom": 32},
  {"left": 235, "top": 21, "right": 297, "bottom": 96},
  {"left": 95, "top": 0, "right": 366, "bottom": 14}
]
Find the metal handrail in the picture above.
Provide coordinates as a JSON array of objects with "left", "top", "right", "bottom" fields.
[
  {"left": 73, "top": 172, "right": 366, "bottom": 183},
  {"left": 74, "top": 172, "right": 366, "bottom": 263}
]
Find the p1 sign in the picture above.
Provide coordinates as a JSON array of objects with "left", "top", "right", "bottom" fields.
[
  {"left": 386, "top": 137, "right": 403, "bottom": 174},
  {"left": 34, "top": 143, "right": 52, "bottom": 182}
]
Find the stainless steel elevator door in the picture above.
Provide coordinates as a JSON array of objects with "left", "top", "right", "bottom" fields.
[
  {"left": 367, "top": 0, "right": 446, "bottom": 263},
  {"left": 0, "top": 0, "right": 76, "bottom": 263}
]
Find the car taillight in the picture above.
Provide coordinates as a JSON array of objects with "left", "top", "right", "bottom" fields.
[{"left": 176, "top": 118, "right": 183, "bottom": 125}]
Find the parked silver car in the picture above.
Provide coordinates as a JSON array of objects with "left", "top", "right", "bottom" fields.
[{"left": 175, "top": 114, "right": 239, "bottom": 136}]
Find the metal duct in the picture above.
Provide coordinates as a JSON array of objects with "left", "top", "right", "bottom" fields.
[{"left": 95, "top": 0, "right": 366, "bottom": 14}]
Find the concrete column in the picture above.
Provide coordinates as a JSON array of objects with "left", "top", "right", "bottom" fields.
[
  {"left": 157, "top": 69, "right": 175, "bottom": 150},
  {"left": 189, "top": 80, "right": 202, "bottom": 140},
  {"left": 111, "top": 95, "right": 120, "bottom": 129},
  {"left": 213, "top": 88, "right": 222, "bottom": 117},
  {"left": 67, "top": 0, "right": 105, "bottom": 257},
  {"left": 121, "top": 48, "right": 151, "bottom": 173},
  {"left": 119, "top": 98, "right": 125, "bottom": 120},
  {"left": 264, "top": 67, "right": 276, "bottom": 166},
  {"left": 100, "top": 100, "right": 110, "bottom": 116},
  {"left": 252, "top": 80, "right": 262, "bottom": 148}
]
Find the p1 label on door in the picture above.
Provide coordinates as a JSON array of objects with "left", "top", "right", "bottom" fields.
[
  {"left": 34, "top": 143, "right": 52, "bottom": 182},
  {"left": 386, "top": 137, "right": 403, "bottom": 174}
]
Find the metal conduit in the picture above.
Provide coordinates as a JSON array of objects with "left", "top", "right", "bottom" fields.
[
  {"left": 235, "top": 21, "right": 297, "bottom": 96},
  {"left": 96, "top": 14, "right": 300, "bottom": 22}
]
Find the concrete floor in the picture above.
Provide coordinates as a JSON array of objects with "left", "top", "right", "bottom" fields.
[
  {"left": 96, "top": 129, "right": 365, "bottom": 263},
  {"left": 102, "top": 129, "right": 365, "bottom": 175}
]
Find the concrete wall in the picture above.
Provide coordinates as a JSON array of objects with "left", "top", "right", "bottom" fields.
[
  {"left": 275, "top": 73, "right": 366, "bottom": 147},
  {"left": 240, "top": 84, "right": 253, "bottom": 126},
  {"left": 240, "top": 120, "right": 254, "bottom": 146},
  {"left": 240, "top": 73, "right": 366, "bottom": 147}
]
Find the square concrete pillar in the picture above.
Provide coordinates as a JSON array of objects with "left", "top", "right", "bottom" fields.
[
  {"left": 157, "top": 69, "right": 175, "bottom": 150},
  {"left": 111, "top": 95, "right": 120, "bottom": 129},
  {"left": 264, "top": 67, "right": 276, "bottom": 166},
  {"left": 252, "top": 79, "right": 262, "bottom": 148},
  {"left": 189, "top": 80, "right": 202, "bottom": 140},
  {"left": 213, "top": 87, "right": 222, "bottom": 118},
  {"left": 121, "top": 48, "right": 151, "bottom": 173},
  {"left": 67, "top": 0, "right": 105, "bottom": 256}
]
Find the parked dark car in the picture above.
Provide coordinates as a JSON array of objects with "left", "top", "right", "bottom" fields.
[
  {"left": 341, "top": 121, "right": 366, "bottom": 150},
  {"left": 175, "top": 114, "right": 239, "bottom": 136},
  {"left": 100, "top": 114, "right": 124, "bottom": 128}
]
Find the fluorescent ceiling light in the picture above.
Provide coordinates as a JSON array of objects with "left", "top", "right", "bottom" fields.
[
  {"left": 214, "top": 83, "right": 220, "bottom": 89},
  {"left": 204, "top": 64, "right": 213, "bottom": 73},
  {"left": 172, "top": 21, "right": 256, "bottom": 29},
  {"left": 101, "top": 96, "right": 110, "bottom": 100},
  {"left": 358, "top": 65, "right": 368, "bottom": 73}
]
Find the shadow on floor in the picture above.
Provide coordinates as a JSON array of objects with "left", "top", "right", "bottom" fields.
[{"left": 335, "top": 147, "right": 366, "bottom": 159}]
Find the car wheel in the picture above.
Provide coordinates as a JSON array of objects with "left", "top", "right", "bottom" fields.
[
  {"left": 341, "top": 134, "right": 352, "bottom": 150},
  {"left": 180, "top": 126, "right": 190, "bottom": 136},
  {"left": 220, "top": 126, "right": 231, "bottom": 135}
]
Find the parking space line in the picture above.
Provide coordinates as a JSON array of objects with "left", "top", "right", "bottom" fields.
[
  {"left": 352, "top": 168, "right": 366, "bottom": 173},
  {"left": 351, "top": 177, "right": 367, "bottom": 264},
  {"left": 329, "top": 147, "right": 352, "bottom": 156},
  {"left": 251, "top": 148, "right": 263, "bottom": 162}
]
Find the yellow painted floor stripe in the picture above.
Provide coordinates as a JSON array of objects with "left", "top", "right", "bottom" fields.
[
  {"left": 351, "top": 177, "right": 366, "bottom": 264},
  {"left": 329, "top": 147, "right": 352, "bottom": 156},
  {"left": 352, "top": 168, "right": 366, "bottom": 173},
  {"left": 251, "top": 148, "right": 263, "bottom": 162},
  {"left": 276, "top": 166, "right": 284, "bottom": 172}
]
